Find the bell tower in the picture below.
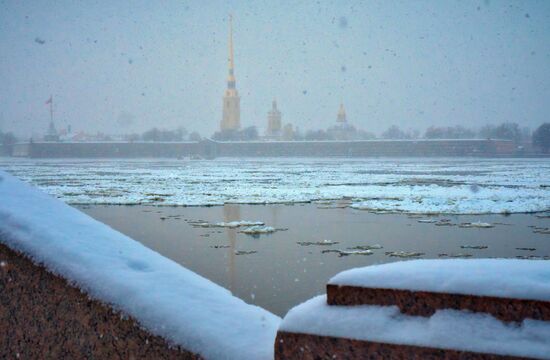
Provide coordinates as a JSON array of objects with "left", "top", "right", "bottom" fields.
[
  {"left": 220, "top": 15, "right": 241, "bottom": 131},
  {"left": 266, "top": 99, "right": 282, "bottom": 136}
]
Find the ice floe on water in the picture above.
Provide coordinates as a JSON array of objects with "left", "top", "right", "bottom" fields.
[
  {"left": 1, "top": 158, "right": 550, "bottom": 214},
  {"left": 187, "top": 219, "right": 283, "bottom": 237},
  {"left": 235, "top": 250, "right": 258, "bottom": 255},
  {"left": 458, "top": 222, "right": 494, "bottom": 228},
  {"left": 320, "top": 243, "right": 384, "bottom": 257},
  {"left": 188, "top": 220, "right": 264, "bottom": 228},
  {"left": 322, "top": 249, "right": 373, "bottom": 257},
  {"left": 297, "top": 240, "right": 340, "bottom": 246},
  {"left": 439, "top": 253, "right": 473, "bottom": 258},
  {"left": 239, "top": 225, "right": 277, "bottom": 235},
  {"left": 417, "top": 219, "right": 438, "bottom": 223},
  {"left": 216, "top": 221, "right": 265, "bottom": 228},
  {"left": 385, "top": 251, "right": 425, "bottom": 258},
  {"left": 533, "top": 227, "right": 550, "bottom": 234},
  {"left": 460, "top": 245, "right": 488, "bottom": 250},
  {"left": 348, "top": 244, "right": 383, "bottom": 250}
]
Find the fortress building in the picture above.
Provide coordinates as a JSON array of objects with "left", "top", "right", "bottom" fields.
[
  {"left": 220, "top": 15, "right": 241, "bottom": 132},
  {"left": 328, "top": 103, "right": 356, "bottom": 140},
  {"left": 44, "top": 121, "right": 59, "bottom": 142},
  {"left": 266, "top": 99, "right": 282, "bottom": 138}
]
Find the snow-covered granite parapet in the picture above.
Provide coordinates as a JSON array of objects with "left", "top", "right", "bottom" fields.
[
  {"left": 329, "top": 259, "right": 550, "bottom": 302},
  {"left": 279, "top": 295, "right": 550, "bottom": 359},
  {"left": 0, "top": 170, "right": 280, "bottom": 360}
]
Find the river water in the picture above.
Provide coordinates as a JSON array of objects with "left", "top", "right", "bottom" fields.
[{"left": 79, "top": 203, "right": 550, "bottom": 316}]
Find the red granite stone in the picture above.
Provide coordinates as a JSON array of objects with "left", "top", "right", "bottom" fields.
[
  {"left": 274, "top": 331, "right": 527, "bottom": 360},
  {"left": 0, "top": 242, "right": 201, "bottom": 359},
  {"left": 327, "top": 284, "right": 550, "bottom": 322}
]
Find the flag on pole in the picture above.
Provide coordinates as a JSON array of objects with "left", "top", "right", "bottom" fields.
[{"left": 45, "top": 95, "right": 52, "bottom": 105}]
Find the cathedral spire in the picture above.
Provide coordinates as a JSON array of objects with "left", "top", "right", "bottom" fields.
[
  {"left": 337, "top": 103, "right": 347, "bottom": 123},
  {"left": 221, "top": 14, "right": 241, "bottom": 131},
  {"left": 227, "top": 14, "right": 236, "bottom": 89}
]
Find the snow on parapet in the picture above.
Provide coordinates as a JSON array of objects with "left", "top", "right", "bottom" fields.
[
  {"left": 0, "top": 170, "right": 280, "bottom": 360},
  {"left": 280, "top": 295, "right": 550, "bottom": 359},
  {"left": 329, "top": 259, "right": 550, "bottom": 302}
]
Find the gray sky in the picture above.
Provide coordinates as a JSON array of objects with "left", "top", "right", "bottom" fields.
[{"left": 1, "top": 0, "right": 549, "bottom": 138}]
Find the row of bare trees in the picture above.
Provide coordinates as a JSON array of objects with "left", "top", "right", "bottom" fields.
[{"left": 380, "top": 122, "right": 531, "bottom": 142}]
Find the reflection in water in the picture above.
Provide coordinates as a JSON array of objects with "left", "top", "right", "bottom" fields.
[
  {"left": 223, "top": 205, "right": 240, "bottom": 293},
  {"left": 80, "top": 204, "right": 550, "bottom": 316}
]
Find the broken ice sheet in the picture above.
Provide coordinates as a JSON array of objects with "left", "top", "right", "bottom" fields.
[
  {"left": 297, "top": 240, "right": 339, "bottom": 246},
  {"left": 215, "top": 221, "right": 265, "bottom": 228},
  {"left": 385, "top": 251, "right": 425, "bottom": 258},
  {"left": 239, "top": 225, "right": 276, "bottom": 235},
  {"left": 439, "top": 253, "right": 473, "bottom": 258},
  {"left": 7, "top": 159, "right": 550, "bottom": 214},
  {"left": 188, "top": 220, "right": 266, "bottom": 228},
  {"left": 321, "top": 249, "right": 373, "bottom": 257},
  {"left": 459, "top": 222, "right": 494, "bottom": 228},
  {"left": 435, "top": 222, "right": 454, "bottom": 226},
  {"left": 235, "top": 250, "right": 257, "bottom": 255},
  {"left": 347, "top": 244, "right": 383, "bottom": 250}
]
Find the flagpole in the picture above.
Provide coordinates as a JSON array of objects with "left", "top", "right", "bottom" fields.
[{"left": 50, "top": 95, "right": 53, "bottom": 124}]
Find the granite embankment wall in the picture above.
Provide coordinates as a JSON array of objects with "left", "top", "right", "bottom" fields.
[
  {"left": 12, "top": 141, "right": 201, "bottom": 158},
  {"left": 215, "top": 139, "right": 514, "bottom": 157},
  {"left": 11, "top": 138, "right": 517, "bottom": 158},
  {"left": 0, "top": 242, "right": 201, "bottom": 359}
]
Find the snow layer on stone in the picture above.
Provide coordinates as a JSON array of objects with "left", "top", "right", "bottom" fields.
[
  {"left": 2, "top": 157, "right": 549, "bottom": 214},
  {"left": 329, "top": 259, "right": 550, "bottom": 302},
  {"left": 280, "top": 295, "right": 550, "bottom": 359},
  {"left": 0, "top": 170, "right": 280, "bottom": 360}
]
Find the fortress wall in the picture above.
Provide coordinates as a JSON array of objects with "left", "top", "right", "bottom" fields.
[
  {"left": 27, "top": 142, "right": 201, "bottom": 158},
  {"left": 215, "top": 139, "right": 510, "bottom": 157},
  {"left": 11, "top": 139, "right": 515, "bottom": 158}
]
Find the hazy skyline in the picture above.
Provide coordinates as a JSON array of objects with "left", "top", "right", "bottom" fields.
[{"left": 1, "top": 0, "right": 549, "bottom": 138}]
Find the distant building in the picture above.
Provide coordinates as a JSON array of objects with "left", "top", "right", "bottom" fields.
[
  {"left": 328, "top": 103, "right": 356, "bottom": 140},
  {"left": 44, "top": 120, "right": 59, "bottom": 142},
  {"left": 220, "top": 15, "right": 240, "bottom": 132},
  {"left": 265, "top": 99, "right": 282, "bottom": 138},
  {"left": 282, "top": 123, "right": 294, "bottom": 140}
]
